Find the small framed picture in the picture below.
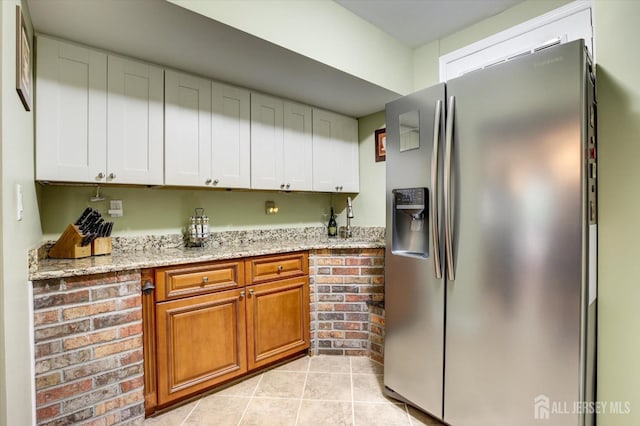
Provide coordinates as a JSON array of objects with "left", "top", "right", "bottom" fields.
[
  {"left": 16, "top": 5, "right": 32, "bottom": 111},
  {"left": 375, "top": 128, "right": 386, "bottom": 162}
]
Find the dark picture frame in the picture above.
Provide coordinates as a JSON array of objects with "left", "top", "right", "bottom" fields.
[
  {"left": 16, "top": 5, "right": 32, "bottom": 111},
  {"left": 375, "top": 128, "right": 386, "bottom": 162}
]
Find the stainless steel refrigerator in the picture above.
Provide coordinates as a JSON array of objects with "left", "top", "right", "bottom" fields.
[{"left": 384, "top": 39, "right": 597, "bottom": 426}]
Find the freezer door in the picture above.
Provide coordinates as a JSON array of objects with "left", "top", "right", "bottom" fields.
[
  {"left": 443, "top": 41, "right": 589, "bottom": 426},
  {"left": 384, "top": 83, "right": 446, "bottom": 418}
]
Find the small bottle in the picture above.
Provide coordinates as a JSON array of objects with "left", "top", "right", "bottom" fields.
[{"left": 328, "top": 208, "right": 337, "bottom": 237}]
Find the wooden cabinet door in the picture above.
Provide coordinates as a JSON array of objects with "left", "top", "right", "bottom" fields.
[
  {"left": 283, "top": 101, "right": 313, "bottom": 191},
  {"left": 250, "top": 93, "right": 284, "bottom": 190},
  {"left": 36, "top": 36, "right": 107, "bottom": 183},
  {"left": 246, "top": 277, "right": 310, "bottom": 370},
  {"left": 211, "top": 82, "right": 251, "bottom": 188},
  {"left": 312, "top": 108, "right": 359, "bottom": 193},
  {"left": 156, "top": 289, "right": 247, "bottom": 405},
  {"left": 107, "top": 56, "right": 164, "bottom": 185},
  {"left": 164, "top": 70, "right": 212, "bottom": 187}
]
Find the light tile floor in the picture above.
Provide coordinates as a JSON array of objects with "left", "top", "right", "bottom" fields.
[{"left": 145, "top": 355, "right": 445, "bottom": 426}]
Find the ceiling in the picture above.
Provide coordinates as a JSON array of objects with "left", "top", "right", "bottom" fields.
[
  {"left": 26, "top": 0, "right": 525, "bottom": 117},
  {"left": 335, "top": 0, "right": 525, "bottom": 48}
]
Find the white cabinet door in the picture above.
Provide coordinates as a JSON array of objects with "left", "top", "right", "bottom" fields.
[
  {"left": 335, "top": 116, "right": 359, "bottom": 192},
  {"left": 36, "top": 36, "right": 107, "bottom": 182},
  {"left": 165, "top": 70, "right": 212, "bottom": 187},
  {"left": 107, "top": 56, "right": 164, "bottom": 185},
  {"left": 312, "top": 109, "right": 359, "bottom": 192},
  {"left": 212, "top": 82, "right": 251, "bottom": 188},
  {"left": 283, "top": 101, "right": 313, "bottom": 191},
  {"left": 250, "top": 93, "right": 284, "bottom": 190}
]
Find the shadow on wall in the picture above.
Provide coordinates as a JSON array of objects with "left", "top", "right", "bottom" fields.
[{"left": 36, "top": 184, "right": 348, "bottom": 239}]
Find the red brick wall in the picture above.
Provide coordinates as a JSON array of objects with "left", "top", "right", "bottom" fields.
[
  {"left": 32, "top": 271, "right": 144, "bottom": 426},
  {"left": 309, "top": 248, "right": 385, "bottom": 360}
]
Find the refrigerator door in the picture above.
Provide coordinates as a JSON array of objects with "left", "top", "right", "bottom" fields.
[
  {"left": 443, "top": 41, "right": 589, "bottom": 425},
  {"left": 384, "top": 83, "right": 446, "bottom": 418}
]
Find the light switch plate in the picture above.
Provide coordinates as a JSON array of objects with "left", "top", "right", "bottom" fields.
[{"left": 16, "top": 184, "right": 23, "bottom": 221}]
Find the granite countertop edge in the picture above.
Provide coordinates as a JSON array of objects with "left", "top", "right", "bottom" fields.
[{"left": 30, "top": 238, "right": 385, "bottom": 281}]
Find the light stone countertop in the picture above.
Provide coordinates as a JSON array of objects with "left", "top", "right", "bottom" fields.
[{"left": 30, "top": 235, "right": 385, "bottom": 281}]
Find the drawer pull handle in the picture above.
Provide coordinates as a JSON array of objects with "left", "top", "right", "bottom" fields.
[
  {"left": 277, "top": 265, "right": 284, "bottom": 272},
  {"left": 202, "top": 276, "right": 209, "bottom": 283},
  {"left": 240, "top": 291, "right": 245, "bottom": 298},
  {"left": 249, "top": 289, "right": 255, "bottom": 296}
]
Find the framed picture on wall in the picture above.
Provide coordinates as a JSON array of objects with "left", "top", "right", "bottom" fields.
[
  {"left": 16, "top": 5, "right": 32, "bottom": 111},
  {"left": 375, "top": 128, "right": 386, "bottom": 162}
]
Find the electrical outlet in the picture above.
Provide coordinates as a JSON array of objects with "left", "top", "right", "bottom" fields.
[{"left": 108, "top": 199, "right": 124, "bottom": 217}]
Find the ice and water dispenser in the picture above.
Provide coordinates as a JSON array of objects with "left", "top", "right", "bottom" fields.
[{"left": 391, "top": 187, "right": 429, "bottom": 258}]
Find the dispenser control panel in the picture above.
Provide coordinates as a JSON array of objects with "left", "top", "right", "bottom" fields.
[{"left": 393, "top": 188, "right": 426, "bottom": 210}]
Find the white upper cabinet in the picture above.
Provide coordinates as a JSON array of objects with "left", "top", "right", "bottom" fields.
[
  {"left": 164, "top": 75, "right": 250, "bottom": 189},
  {"left": 312, "top": 109, "right": 359, "bottom": 193},
  {"left": 107, "top": 56, "right": 164, "bottom": 185},
  {"left": 165, "top": 70, "right": 212, "bottom": 186},
  {"left": 283, "top": 101, "right": 313, "bottom": 191},
  {"left": 212, "top": 82, "right": 250, "bottom": 188},
  {"left": 251, "top": 93, "right": 284, "bottom": 190},
  {"left": 251, "top": 93, "right": 312, "bottom": 191},
  {"left": 36, "top": 36, "right": 107, "bottom": 182},
  {"left": 36, "top": 37, "right": 358, "bottom": 193},
  {"left": 36, "top": 36, "right": 164, "bottom": 185}
]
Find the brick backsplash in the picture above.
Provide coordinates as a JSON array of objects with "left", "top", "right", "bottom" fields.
[
  {"left": 309, "top": 248, "right": 385, "bottom": 360},
  {"left": 32, "top": 271, "right": 144, "bottom": 426}
]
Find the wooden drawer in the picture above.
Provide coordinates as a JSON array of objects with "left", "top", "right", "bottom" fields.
[
  {"left": 246, "top": 252, "right": 308, "bottom": 284},
  {"left": 155, "top": 260, "right": 245, "bottom": 301}
]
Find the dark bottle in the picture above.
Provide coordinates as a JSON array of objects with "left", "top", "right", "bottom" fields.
[{"left": 328, "top": 208, "right": 338, "bottom": 237}]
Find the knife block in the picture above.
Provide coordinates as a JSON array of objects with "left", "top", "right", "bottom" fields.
[
  {"left": 49, "top": 224, "right": 92, "bottom": 259},
  {"left": 92, "top": 237, "right": 112, "bottom": 256}
]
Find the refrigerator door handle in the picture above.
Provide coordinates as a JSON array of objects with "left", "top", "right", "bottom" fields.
[
  {"left": 431, "top": 99, "right": 443, "bottom": 279},
  {"left": 444, "top": 95, "right": 456, "bottom": 281}
]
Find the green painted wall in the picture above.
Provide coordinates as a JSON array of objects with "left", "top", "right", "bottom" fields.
[
  {"left": 594, "top": 1, "right": 640, "bottom": 424},
  {"left": 168, "top": 0, "right": 413, "bottom": 95},
  {"left": 0, "top": 1, "right": 40, "bottom": 425},
  {"left": 39, "top": 185, "right": 337, "bottom": 240}
]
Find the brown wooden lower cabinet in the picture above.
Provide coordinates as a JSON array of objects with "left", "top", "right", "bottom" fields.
[
  {"left": 155, "top": 288, "right": 247, "bottom": 406},
  {"left": 143, "top": 252, "right": 310, "bottom": 416},
  {"left": 247, "top": 276, "right": 310, "bottom": 370}
]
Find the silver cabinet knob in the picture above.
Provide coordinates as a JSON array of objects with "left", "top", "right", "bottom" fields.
[
  {"left": 277, "top": 265, "right": 284, "bottom": 272},
  {"left": 249, "top": 289, "right": 255, "bottom": 296},
  {"left": 213, "top": 179, "right": 219, "bottom": 185},
  {"left": 280, "top": 184, "right": 285, "bottom": 189},
  {"left": 108, "top": 173, "right": 116, "bottom": 179},
  {"left": 286, "top": 183, "right": 291, "bottom": 189},
  {"left": 202, "top": 276, "right": 208, "bottom": 283},
  {"left": 205, "top": 178, "right": 212, "bottom": 185},
  {"left": 339, "top": 186, "right": 343, "bottom": 191},
  {"left": 97, "top": 172, "right": 105, "bottom": 179},
  {"left": 240, "top": 290, "right": 246, "bottom": 297}
]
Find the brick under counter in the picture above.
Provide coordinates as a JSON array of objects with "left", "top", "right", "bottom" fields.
[
  {"left": 32, "top": 271, "right": 145, "bottom": 426},
  {"left": 30, "top": 245, "right": 387, "bottom": 423},
  {"left": 308, "top": 248, "right": 385, "bottom": 360}
]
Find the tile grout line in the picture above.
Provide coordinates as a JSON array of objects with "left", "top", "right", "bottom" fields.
[
  {"left": 236, "top": 373, "right": 264, "bottom": 426},
  {"left": 350, "top": 356, "right": 356, "bottom": 426},
  {"left": 179, "top": 397, "right": 201, "bottom": 426},
  {"left": 293, "top": 356, "right": 311, "bottom": 426}
]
